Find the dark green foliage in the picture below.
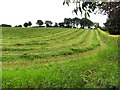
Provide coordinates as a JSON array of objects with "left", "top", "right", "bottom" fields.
[
  {"left": 54, "top": 23, "right": 58, "bottom": 27},
  {"left": 45, "top": 20, "right": 53, "bottom": 27},
  {"left": 63, "top": 0, "right": 120, "bottom": 34},
  {"left": 18, "top": 25, "right": 22, "bottom": 27},
  {"left": 80, "top": 18, "right": 94, "bottom": 29},
  {"left": 63, "top": 17, "right": 94, "bottom": 29},
  {"left": 28, "top": 21, "right": 32, "bottom": 27},
  {"left": 59, "top": 22, "right": 64, "bottom": 27},
  {"left": 72, "top": 17, "right": 80, "bottom": 28},
  {"left": 36, "top": 20, "right": 43, "bottom": 27},
  {"left": 0, "top": 24, "right": 12, "bottom": 27},
  {"left": 23, "top": 21, "right": 32, "bottom": 27},
  {"left": 63, "top": 0, "right": 99, "bottom": 17},
  {"left": 104, "top": 5, "right": 120, "bottom": 35},
  {"left": 23, "top": 22, "right": 28, "bottom": 28},
  {"left": 64, "top": 18, "right": 72, "bottom": 28},
  {"left": 15, "top": 25, "right": 22, "bottom": 27}
]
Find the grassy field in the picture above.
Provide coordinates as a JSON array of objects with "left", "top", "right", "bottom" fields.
[{"left": 2, "top": 27, "right": 119, "bottom": 88}]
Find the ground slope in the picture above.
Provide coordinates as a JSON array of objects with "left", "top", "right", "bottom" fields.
[{"left": 2, "top": 27, "right": 119, "bottom": 88}]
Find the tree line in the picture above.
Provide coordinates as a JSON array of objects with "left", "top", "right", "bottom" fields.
[
  {"left": 1, "top": 17, "right": 95, "bottom": 29},
  {"left": 14, "top": 17, "right": 95, "bottom": 29}
]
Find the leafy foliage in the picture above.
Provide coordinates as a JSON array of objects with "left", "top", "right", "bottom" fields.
[
  {"left": 36, "top": 20, "right": 43, "bottom": 27},
  {"left": 64, "top": 18, "right": 72, "bottom": 28},
  {"left": 45, "top": 20, "right": 53, "bottom": 27},
  {"left": 28, "top": 21, "right": 32, "bottom": 27},
  {"left": 59, "top": 22, "right": 64, "bottom": 27},
  {"left": 23, "top": 21, "right": 32, "bottom": 28},
  {"left": 63, "top": 0, "right": 100, "bottom": 17},
  {"left": 0, "top": 24, "right": 12, "bottom": 27},
  {"left": 104, "top": 2, "right": 120, "bottom": 35},
  {"left": 63, "top": 0, "right": 120, "bottom": 34},
  {"left": 23, "top": 22, "right": 28, "bottom": 28},
  {"left": 15, "top": 25, "right": 22, "bottom": 27},
  {"left": 80, "top": 18, "right": 94, "bottom": 29},
  {"left": 54, "top": 23, "right": 58, "bottom": 27}
]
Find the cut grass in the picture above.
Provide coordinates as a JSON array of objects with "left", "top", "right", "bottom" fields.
[{"left": 2, "top": 27, "right": 119, "bottom": 88}]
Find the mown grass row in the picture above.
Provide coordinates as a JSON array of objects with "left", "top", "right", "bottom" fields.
[
  {"left": 2, "top": 28, "right": 80, "bottom": 50},
  {"left": 2, "top": 29, "right": 83, "bottom": 60},
  {"left": 2, "top": 29, "right": 100, "bottom": 61},
  {"left": 3, "top": 27, "right": 67, "bottom": 39},
  {"left": 2, "top": 28, "right": 119, "bottom": 88},
  {"left": 2, "top": 28, "right": 73, "bottom": 45},
  {"left": 2, "top": 29, "right": 104, "bottom": 62}
]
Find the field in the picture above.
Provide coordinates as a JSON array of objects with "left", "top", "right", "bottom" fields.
[{"left": 2, "top": 27, "right": 119, "bottom": 88}]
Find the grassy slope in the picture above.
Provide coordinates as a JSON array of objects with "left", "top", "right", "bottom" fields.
[{"left": 2, "top": 27, "right": 119, "bottom": 88}]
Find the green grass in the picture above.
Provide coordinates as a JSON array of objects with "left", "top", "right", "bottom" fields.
[{"left": 2, "top": 27, "right": 119, "bottom": 88}]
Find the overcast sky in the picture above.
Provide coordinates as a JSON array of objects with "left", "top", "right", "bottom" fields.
[{"left": 0, "top": 0, "right": 108, "bottom": 27}]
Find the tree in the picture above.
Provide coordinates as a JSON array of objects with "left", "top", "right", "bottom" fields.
[
  {"left": 45, "top": 20, "right": 53, "bottom": 27},
  {"left": 104, "top": 6, "right": 120, "bottom": 34},
  {"left": 18, "top": 25, "right": 22, "bottom": 27},
  {"left": 23, "top": 22, "right": 28, "bottom": 28},
  {"left": 28, "top": 21, "right": 32, "bottom": 27},
  {"left": 23, "top": 21, "right": 32, "bottom": 28},
  {"left": 63, "top": 0, "right": 120, "bottom": 34},
  {"left": 54, "top": 23, "right": 58, "bottom": 27},
  {"left": 86, "top": 19, "right": 94, "bottom": 29},
  {"left": 0, "top": 24, "right": 12, "bottom": 27},
  {"left": 80, "top": 18, "right": 94, "bottom": 29},
  {"left": 59, "top": 22, "right": 64, "bottom": 27},
  {"left": 71, "top": 18, "right": 76, "bottom": 28},
  {"left": 15, "top": 25, "right": 22, "bottom": 27},
  {"left": 36, "top": 20, "right": 43, "bottom": 27},
  {"left": 64, "top": 18, "right": 72, "bottom": 28},
  {"left": 80, "top": 18, "right": 86, "bottom": 29},
  {"left": 98, "top": 2, "right": 120, "bottom": 34},
  {"left": 72, "top": 17, "right": 81, "bottom": 28},
  {"left": 63, "top": 0, "right": 99, "bottom": 18}
]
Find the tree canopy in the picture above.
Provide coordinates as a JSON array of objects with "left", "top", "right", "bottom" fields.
[
  {"left": 28, "top": 21, "right": 32, "bottom": 27},
  {"left": 64, "top": 18, "right": 72, "bottom": 28},
  {"left": 36, "top": 20, "right": 43, "bottom": 27},
  {"left": 104, "top": 4, "right": 120, "bottom": 34},
  {"left": 45, "top": 20, "right": 53, "bottom": 27},
  {"left": 23, "top": 22, "right": 28, "bottom": 28},
  {"left": 80, "top": 18, "right": 94, "bottom": 29},
  {"left": 0, "top": 24, "right": 12, "bottom": 27},
  {"left": 23, "top": 21, "right": 32, "bottom": 28},
  {"left": 63, "top": 0, "right": 120, "bottom": 34}
]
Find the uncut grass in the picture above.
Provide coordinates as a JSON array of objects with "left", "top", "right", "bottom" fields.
[
  {"left": 2, "top": 28, "right": 119, "bottom": 88},
  {"left": 2, "top": 45, "right": 118, "bottom": 88}
]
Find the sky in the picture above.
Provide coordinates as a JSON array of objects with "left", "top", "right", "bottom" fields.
[{"left": 0, "top": 0, "right": 108, "bottom": 27}]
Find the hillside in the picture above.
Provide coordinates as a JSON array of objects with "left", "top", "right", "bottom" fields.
[{"left": 2, "top": 27, "right": 119, "bottom": 88}]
